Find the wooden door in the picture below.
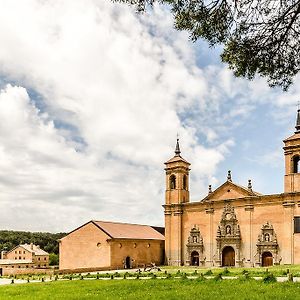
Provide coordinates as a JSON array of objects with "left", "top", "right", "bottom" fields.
[
  {"left": 191, "top": 251, "right": 199, "bottom": 266},
  {"left": 262, "top": 252, "right": 273, "bottom": 267},
  {"left": 222, "top": 246, "right": 235, "bottom": 266}
]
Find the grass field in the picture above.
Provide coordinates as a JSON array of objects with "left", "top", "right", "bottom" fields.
[
  {"left": 1, "top": 278, "right": 300, "bottom": 300},
  {"left": 1, "top": 265, "right": 300, "bottom": 299}
]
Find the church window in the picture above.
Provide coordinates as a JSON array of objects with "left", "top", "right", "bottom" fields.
[
  {"left": 183, "top": 175, "right": 187, "bottom": 190},
  {"left": 170, "top": 175, "right": 176, "bottom": 189},
  {"left": 292, "top": 155, "right": 300, "bottom": 173},
  {"left": 294, "top": 217, "right": 300, "bottom": 233}
]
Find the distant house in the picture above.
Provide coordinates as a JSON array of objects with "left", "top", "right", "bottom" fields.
[
  {"left": 3, "top": 243, "right": 49, "bottom": 268},
  {"left": 59, "top": 220, "right": 165, "bottom": 271}
]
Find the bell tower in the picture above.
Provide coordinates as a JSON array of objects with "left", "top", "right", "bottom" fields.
[
  {"left": 165, "top": 138, "right": 190, "bottom": 204},
  {"left": 164, "top": 139, "right": 190, "bottom": 265},
  {"left": 283, "top": 109, "right": 300, "bottom": 193}
]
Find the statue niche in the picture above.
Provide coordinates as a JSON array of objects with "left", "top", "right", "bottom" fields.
[
  {"left": 255, "top": 222, "right": 280, "bottom": 266},
  {"left": 215, "top": 204, "right": 241, "bottom": 267},
  {"left": 186, "top": 226, "right": 204, "bottom": 266}
]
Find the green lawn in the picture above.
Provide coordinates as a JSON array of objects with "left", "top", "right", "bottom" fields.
[{"left": 1, "top": 278, "right": 300, "bottom": 300}]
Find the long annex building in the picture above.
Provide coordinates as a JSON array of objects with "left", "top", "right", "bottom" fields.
[{"left": 164, "top": 110, "right": 300, "bottom": 267}]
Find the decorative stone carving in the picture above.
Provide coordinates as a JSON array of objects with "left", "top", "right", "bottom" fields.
[
  {"left": 186, "top": 226, "right": 204, "bottom": 266},
  {"left": 215, "top": 204, "right": 242, "bottom": 267},
  {"left": 255, "top": 222, "right": 280, "bottom": 266}
]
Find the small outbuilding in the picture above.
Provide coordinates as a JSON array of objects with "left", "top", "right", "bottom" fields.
[
  {"left": 59, "top": 220, "right": 165, "bottom": 271},
  {"left": 4, "top": 243, "right": 49, "bottom": 268}
]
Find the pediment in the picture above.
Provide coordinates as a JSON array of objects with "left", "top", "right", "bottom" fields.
[{"left": 202, "top": 181, "right": 259, "bottom": 202}]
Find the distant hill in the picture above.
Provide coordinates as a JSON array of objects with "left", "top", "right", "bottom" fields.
[{"left": 0, "top": 230, "right": 66, "bottom": 255}]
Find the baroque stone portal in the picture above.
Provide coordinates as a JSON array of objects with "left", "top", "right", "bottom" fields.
[
  {"left": 255, "top": 222, "right": 280, "bottom": 266},
  {"left": 186, "top": 226, "right": 204, "bottom": 266},
  {"left": 215, "top": 204, "right": 241, "bottom": 267}
]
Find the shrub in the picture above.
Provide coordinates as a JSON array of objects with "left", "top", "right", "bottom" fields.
[
  {"left": 213, "top": 274, "right": 222, "bottom": 281},
  {"left": 204, "top": 270, "right": 213, "bottom": 276},
  {"left": 222, "top": 268, "right": 230, "bottom": 275},
  {"left": 181, "top": 273, "right": 188, "bottom": 280},
  {"left": 263, "top": 273, "right": 276, "bottom": 283},
  {"left": 196, "top": 273, "right": 206, "bottom": 282}
]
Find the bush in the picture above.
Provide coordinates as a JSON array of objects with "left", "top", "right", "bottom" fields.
[
  {"left": 213, "top": 274, "right": 222, "bottom": 281},
  {"left": 263, "top": 273, "right": 276, "bottom": 283},
  {"left": 196, "top": 273, "right": 206, "bottom": 282},
  {"left": 181, "top": 273, "right": 188, "bottom": 280},
  {"left": 204, "top": 270, "right": 213, "bottom": 276},
  {"left": 222, "top": 268, "right": 230, "bottom": 275}
]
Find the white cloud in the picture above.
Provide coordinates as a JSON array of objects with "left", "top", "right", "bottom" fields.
[
  {"left": 0, "top": 0, "right": 296, "bottom": 232},
  {"left": 0, "top": 0, "right": 237, "bottom": 231}
]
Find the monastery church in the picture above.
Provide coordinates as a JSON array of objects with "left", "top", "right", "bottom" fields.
[
  {"left": 60, "top": 110, "right": 300, "bottom": 271},
  {"left": 164, "top": 109, "right": 300, "bottom": 267}
]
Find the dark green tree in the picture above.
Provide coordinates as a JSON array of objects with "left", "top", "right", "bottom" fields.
[
  {"left": 116, "top": 0, "right": 300, "bottom": 90},
  {"left": 0, "top": 231, "right": 66, "bottom": 255}
]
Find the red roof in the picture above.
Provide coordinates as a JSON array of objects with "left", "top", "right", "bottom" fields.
[{"left": 93, "top": 221, "right": 165, "bottom": 240}]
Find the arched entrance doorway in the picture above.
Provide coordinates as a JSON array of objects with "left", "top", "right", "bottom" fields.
[
  {"left": 125, "top": 256, "right": 131, "bottom": 269},
  {"left": 262, "top": 252, "right": 273, "bottom": 267},
  {"left": 191, "top": 251, "right": 199, "bottom": 266},
  {"left": 222, "top": 246, "right": 235, "bottom": 267}
]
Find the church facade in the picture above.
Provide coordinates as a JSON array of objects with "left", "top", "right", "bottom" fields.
[{"left": 164, "top": 110, "right": 300, "bottom": 267}]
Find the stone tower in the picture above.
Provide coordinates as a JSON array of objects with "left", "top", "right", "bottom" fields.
[
  {"left": 164, "top": 139, "right": 190, "bottom": 265},
  {"left": 283, "top": 109, "right": 300, "bottom": 192}
]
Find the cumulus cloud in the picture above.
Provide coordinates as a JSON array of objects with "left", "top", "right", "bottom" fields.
[{"left": 0, "top": 0, "right": 296, "bottom": 231}]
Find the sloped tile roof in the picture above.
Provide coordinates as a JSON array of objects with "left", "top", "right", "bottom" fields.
[
  {"left": 20, "top": 244, "right": 49, "bottom": 256},
  {"left": 93, "top": 221, "right": 165, "bottom": 240}
]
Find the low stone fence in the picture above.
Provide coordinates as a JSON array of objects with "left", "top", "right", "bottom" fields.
[
  {"left": 56, "top": 266, "right": 122, "bottom": 275},
  {"left": 2, "top": 268, "right": 54, "bottom": 276}
]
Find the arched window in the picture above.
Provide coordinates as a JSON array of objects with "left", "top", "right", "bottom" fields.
[
  {"left": 293, "top": 155, "right": 300, "bottom": 173},
  {"left": 169, "top": 175, "right": 176, "bottom": 189},
  {"left": 183, "top": 175, "right": 187, "bottom": 190}
]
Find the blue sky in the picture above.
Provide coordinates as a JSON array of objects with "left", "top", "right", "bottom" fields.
[{"left": 0, "top": 0, "right": 299, "bottom": 232}]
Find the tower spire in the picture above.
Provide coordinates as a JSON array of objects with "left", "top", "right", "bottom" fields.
[
  {"left": 295, "top": 107, "right": 300, "bottom": 133},
  {"left": 175, "top": 137, "right": 181, "bottom": 156}
]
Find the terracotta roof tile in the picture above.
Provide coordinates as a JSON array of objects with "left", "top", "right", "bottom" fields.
[
  {"left": 20, "top": 244, "right": 49, "bottom": 256},
  {"left": 93, "top": 221, "right": 165, "bottom": 240}
]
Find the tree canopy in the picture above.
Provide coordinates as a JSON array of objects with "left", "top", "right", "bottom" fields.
[
  {"left": 0, "top": 230, "right": 66, "bottom": 255},
  {"left": 117, "top": 0, "right": 300, "bottom": 90}
]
